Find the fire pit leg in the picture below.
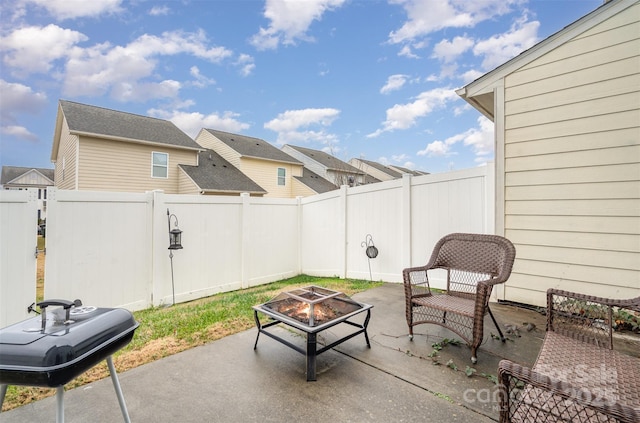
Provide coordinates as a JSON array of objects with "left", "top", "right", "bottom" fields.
[
  {"left": 56, "top": 386, "right": 64, "bottom": 423},
  {"left": 306, "top": 332, "right": 317, "bottom": 382},
  {"left": 253, "top": 310, "right": 261, "bottom": 349}
]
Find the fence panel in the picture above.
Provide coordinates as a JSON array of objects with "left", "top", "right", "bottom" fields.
[
  {"left": 156, "top": 193, "right": 245, "bottom": 306},
  {"left": 244, "top": 195, "right": 299, "bottom": 287},
  {"left": 0, "top": 190, "right": 38, "bottom": 327},
  {"left": 300, "top": 189, "right": 345, "bottom": 277},
  {"left": 44, "top": 189, "right": 153, "bottom": 310}
]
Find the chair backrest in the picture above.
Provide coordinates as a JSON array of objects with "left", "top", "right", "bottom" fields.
[{"left": 426, "top": 233, "right": 516, "bottom": 297}]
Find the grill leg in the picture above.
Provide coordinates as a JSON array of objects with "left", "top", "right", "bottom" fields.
[
  {"left": 107, "top": 356, "right": 132, "bottom": 423},
  {"left": 0, "top": 384, "right": 7, "bottom": 409},
  {"left": 56, "top": 386, "right": 64, "bottom": 423}
]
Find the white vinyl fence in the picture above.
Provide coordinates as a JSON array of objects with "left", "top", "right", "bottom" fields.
[
  {"left": 1, "top": 165, "right": 494, "bottom": 326},
  {"left": 0, "top": 189, "right": 38, "bottom": 328}
]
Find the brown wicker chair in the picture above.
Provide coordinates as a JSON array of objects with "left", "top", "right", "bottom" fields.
[
  {"left": 498, "top": 289, "right": 640, "bottom": 423},
  {"left": 402, "top": 232, "right": 516, "bottom": 363}
]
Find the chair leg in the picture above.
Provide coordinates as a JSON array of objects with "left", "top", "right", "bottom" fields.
[{"left": 488, "top": 306, "right": 505, "bottom": 342}]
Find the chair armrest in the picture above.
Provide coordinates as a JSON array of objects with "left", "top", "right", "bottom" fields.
[
  {"left": 498, "top": 360, "right": 639, "bottom": 423},
  {"left": 402, "top": 266, "right": 432, "bottom": 298}
]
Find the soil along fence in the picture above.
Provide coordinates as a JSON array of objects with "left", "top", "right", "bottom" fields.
[{"left": 0, "top": 165, "right": 493, "bottom": 326}]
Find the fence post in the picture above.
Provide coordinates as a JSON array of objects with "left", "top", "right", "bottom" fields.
[
  {"left": 401, "top": 173, "right": 412, "bottom": 270},
  {"left": 241, "top": 192, "right": 250, "bottom": 289},
  {"left": 339, "top": 185, "right": 347, "bottom": 279},
  {"left": 151, "top": 190, "right": 166, "bottom": 307}
]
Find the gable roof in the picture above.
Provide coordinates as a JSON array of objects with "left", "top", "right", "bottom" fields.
[
  {"left": 179, "top": 150, "right": 267, "bottom": 195},
  {"left": 52, "top": 100, "right": 201, "bottom": 161},
  {"left": 355, "top": 158, "right": 402, "bottom": 179},
  {"left": 456, "top": 0, "right": 633, "bottom": 119},
  {"left": 388, "top": 165, "right": 429, "bottom": 176},
  {"left": 293, "top": 168, "right": 338, "bottom": 194},
  {"left": 284, "top": 144, "right": 364, "bottom": 174},
  {"left": 1, "top": 166, "right": 55, "bottom": 185},
  {"left": 203, "top": 129, "right": 302, "bottom": 165}
]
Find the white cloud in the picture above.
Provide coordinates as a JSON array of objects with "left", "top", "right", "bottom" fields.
[
  {"left": 189, "top": 66, "right": 216, "bottom": 88},
  {"left": 380, "top": 74, "right": 408, "bottom": 94},
  {"left": 473, "top": 18, "right": 540, "bottom": 71},
  {"left": 0, "top": 79, "right": 47, "bottom": 141},
  {"left": 417, "top": 116, "right": 493, "bottom": 163},
  {"left": 62, "top": 30, "right": 233, "bottom": 101},
  {"left": 250, "top": 0, "right": 346, "bottom": 50},
  {"left": 432, "top": 36, "right": 474, "bottom": 63},
  {"left": 25, "top": 0, "right": 123, "bottom": 20},
  {"left": 1, "top": 125, "right": 38, "bottom": 141},
  {"left": 264, "top": 108, "right": 340, "bottom": 145},
  {"left": 367, "top": 87, "right": 459, "bottom": 137},
  {"left": 388, "top": 0, "right": 523, "bottom": 44},
  {"left": 148, "top": 109, "right": 250, "bottom": 139},
  {"left": 0, "top": 24, "right": 88, "bottom": 75},
  {"left": 235, "top": 54, "right": 255, "bottom": 77},
  {"left": 149, "top": 5, "right": 170, "bottom": 16}
]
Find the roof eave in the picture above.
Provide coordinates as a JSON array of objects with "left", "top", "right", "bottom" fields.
[{"left": 71, "top": 130, "right": 203, "bottom": 152}]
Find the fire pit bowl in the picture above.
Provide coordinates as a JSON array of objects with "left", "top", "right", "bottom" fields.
[{"left": 253, "top": 286, "right": 373, "bottom": 381}]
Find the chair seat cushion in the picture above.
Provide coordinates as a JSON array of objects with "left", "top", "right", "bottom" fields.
[{"left": 412, "top": 294, "right": 475, "bottom": 318}]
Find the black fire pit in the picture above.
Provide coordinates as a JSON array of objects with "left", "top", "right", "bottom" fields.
[
  {"left": 0, "top": 299, "right": 139, "bottom": 422},
  {"left": 252, "top": 286, "right": 373, "bottom": 381}
]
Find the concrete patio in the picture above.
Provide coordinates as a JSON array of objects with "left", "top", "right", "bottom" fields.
[{"left": 1, "top": 283, "right": 548, "bottom": 422}]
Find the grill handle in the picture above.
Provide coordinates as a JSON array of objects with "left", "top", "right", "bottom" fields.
[{"left": 37, "top": 299, "right": 83, "bottom": 331}]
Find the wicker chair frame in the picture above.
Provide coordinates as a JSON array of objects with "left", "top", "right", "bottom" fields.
[
  {"left": 498, "top": 289, "right": 640, "bottom": 423},
  {"left": 402, "top": 233, "right": 516, "bottom": 363}
]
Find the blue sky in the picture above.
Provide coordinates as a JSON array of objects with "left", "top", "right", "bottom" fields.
[{"left": 1, "top": 0, "right": 603, "bottom": 174}]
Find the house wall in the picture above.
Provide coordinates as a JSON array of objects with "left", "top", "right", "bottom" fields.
[
  {"left": 196, "top": 131, "right": 241, "bottom": 168},
  {"left": 349, "top": 158, "right": 395, "bottom": 181},
  {"left": 501, "top": 4, "right": 640, "bottom": 306},
  {"left": 178, "top": 168, "right": 202, "bottom": 195},
  {"left": 239, "top": 157, "right": 302, "bottom": 198},
  {"left": 291, "top": 179, "right": 317, "bottom": 197},
  {"left": 54, "top": 117, "right": 78, "bottom": 190},
  {"left": 76, "top": 137, "right": 198, "bottom": 193},
  {"left": 281, "top": 146, "right": 328, "bottom": 180}
]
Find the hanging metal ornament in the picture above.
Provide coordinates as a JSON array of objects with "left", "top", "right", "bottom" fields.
[{"left": 361, "top": 234, "right": 378, "bottom": 281}]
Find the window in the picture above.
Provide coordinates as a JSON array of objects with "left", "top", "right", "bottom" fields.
[
  {"left": 277, "top": 167, "right": 286, "bottom": 186},
  {"left": 152, "top": 152, "right": 168, "bottom": 178}
]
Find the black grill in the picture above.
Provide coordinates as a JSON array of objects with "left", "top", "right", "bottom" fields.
[{"left": 0, "top": 299, "right": 139, "bottom": 422}]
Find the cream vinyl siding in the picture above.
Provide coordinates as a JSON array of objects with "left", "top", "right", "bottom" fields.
[
  {"left": 55, "top": 117, "right": 78, "bottom": 190},
  {"left": 502, "top": 5, "right": 640, "bottom": 306},
  {"left": 195, "top": 131, "right": 241, "bottom": 168},
  {"left": 77, "top": 137, "right": 198, "bottom": 193},
  {"left": 239, "top": 157, "right": 301, "bottom": 198},
  {"left": 291, "top": 179, "right": 316, "bottom": 197},
  {"left": 177, "top": 168, "right": 201, "bottom": 195}
]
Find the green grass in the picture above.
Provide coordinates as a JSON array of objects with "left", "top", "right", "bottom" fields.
[{"left": 2, "top": 275, "right": 383, "bottom": 411}]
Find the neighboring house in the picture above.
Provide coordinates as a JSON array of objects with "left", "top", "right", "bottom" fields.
[
  {"left": 178, "top": 150, "right": 267, "bottom": 196},
  {"left": 388, "top": 165, "right": 429, "bottom": 177},
  {"left": 282, "top": 144, "right": 366, "bottom": 187},
  {"left": 292, "top": 168, "right": 339, "bottom": 196},
  {"left": 195, "top": 129, "right": 304, "bottom": 198},
  {"left": 349, "top": 158, "right": 402, "bottom": 181},
  {"left": 1, "top": 166, "right": 54, "bottom": 221},
  {"left": 51, "top": 100, "right": 202, "bottom": 193},
  {"left": 457, "top": 0, "right": 640, "bottom": 305}
]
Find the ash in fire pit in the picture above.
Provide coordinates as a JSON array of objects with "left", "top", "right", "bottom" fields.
[{"left": 262, "top": 286, "right": 362, "bottom": 327}]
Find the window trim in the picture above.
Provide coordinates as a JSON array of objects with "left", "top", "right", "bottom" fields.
[
  {"left": 152, "top": 151, "right": 169, "bottom": 179},
  {"left": 277, "top": 167, "right": 286, "bottom": 186}
]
